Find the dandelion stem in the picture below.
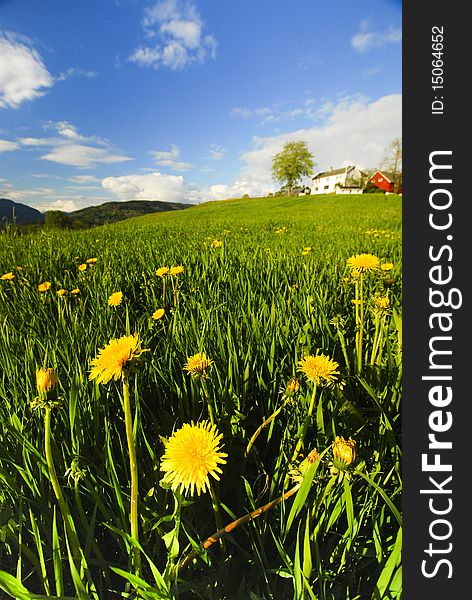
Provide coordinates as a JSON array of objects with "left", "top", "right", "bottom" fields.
[
  {"left": 290, "top": 384, "right": 317, "bottom": 463},
  {"left": 359, "top": 273, "right": 365, "bottom": 371},
  {"left": 201, "top": 379, "right": 215, "bottom": 425},
  {"left": 44, "top": 408, "right": 82, "bottom": 576},
  {"left": 335, "top": 325, "right": 351, "bottom": 375},
  {"left": 245, "top": 403, "right": 285, "bottom": 458},
  {"left": 309, "top": 473, "right": 338, "bottom": 523},
  {"left": 208, "top": 482, "right": 225, "bottom": 549},
  {"left": 122, "top": 375, "right": 141, "bottom": 576},
  {"left": 179, "top": 482, "right": 301, "bottom": 571},
  {"left": 354, "top": 278, "right": 360, "bottom": 361},
  {"left": 370, "top": 312, "right": 381, "bottom": 366}
]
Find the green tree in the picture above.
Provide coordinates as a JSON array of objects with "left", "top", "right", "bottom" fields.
[
  {"left": 44, "top": 210, "right": 72, "bottom": 229},
  {"left": 271, "top": 140, "right": 315, "bottom": 195},
  {"left": 380, "top": 137, "right": 402, "bottom": 192}
]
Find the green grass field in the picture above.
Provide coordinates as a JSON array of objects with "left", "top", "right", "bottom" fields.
[{"left": 0, "top": 193, "right": 402, "bottom": 600}]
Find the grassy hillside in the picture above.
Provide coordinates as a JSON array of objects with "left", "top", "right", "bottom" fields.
[
  {"left": 122, "top": 192, "right": 401, "bottom": 234},
  {"left": 0, "top": 193, "right": 402, "bottom": 599},
  {"left": 67, "top": 199, "right": 190, "bottom": 227}
]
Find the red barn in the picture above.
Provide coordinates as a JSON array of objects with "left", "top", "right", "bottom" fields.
[{"left": 368, "top": 171, "right": 397, "bottom": 193}]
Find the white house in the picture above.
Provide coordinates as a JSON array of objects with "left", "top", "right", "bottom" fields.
[{"left": 310, "top": 166, "right": 365, "bottom": 195}]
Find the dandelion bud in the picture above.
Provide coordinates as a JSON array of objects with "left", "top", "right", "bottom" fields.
[
  {"left": 382, "top": 277, "right": 396, "bottom": 288},
  {"left": 332, "top": 436, "right": 357, "bottom": 469},
  {"left": 36, "top": 368, "right": 59, "bottom": 394},
  {"left": 373, "top": 296, "right": 390, "bottom": 311},
  {"left": 285, "top": 377, "right": 301, "bottom": 398},
  {"left": 289, "top": 447, "right": 320, "bottom": 484}
]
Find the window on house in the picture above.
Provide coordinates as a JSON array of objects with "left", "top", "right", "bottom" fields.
[{"left": 324, "top": 185, "right": 329, "bottom": 189}]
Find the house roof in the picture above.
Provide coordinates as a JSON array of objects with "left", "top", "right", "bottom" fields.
[
  {"left": 312, "top": 166, "right": 355, "bottom": 180},
  {"left": 371, "top": 170, "right": 398, "bottom": 183}
]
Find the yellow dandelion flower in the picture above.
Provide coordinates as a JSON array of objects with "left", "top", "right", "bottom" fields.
[
  {"left": 38, "top": 281, "right": 51, "bottom": 292},
  {"left": 36, "top": 368, "right": 59, "bottom": 394},
  {"left": 332, "top": 436, "right": 357, "bottom": 469},
  {"left": 89, "top": 334, "right": 146, "bottom": 385},
  {"left": 301, "top": 246, "right": 312, "bottom": 255},
  {"left": 71, "top": 288, "right": 80, "bottom": 295},
  {"left": 152, "top": 308, "right": 165, "bottom": 320},
  {"left": 160, "top": 421, "right": 227, "bottom": 496},
  {"left": 297, "top": 354, "right": 340, "bottom": 386},
  {"left": 108, "top": 291, "right": 123, "bottom": 307},
  {"left": 211, "top": 239, "right": 223, "bottom": 248},
  {"left": 183, "top": 352, "right": 214, "bottom": 379},
  {"left": 373, "top": 296, "right": 390, "bottom": 310},
  {"left": 155, "top": 267, "right": 169, "bottom": 277},
  {"left": 169, "top": 265, "right": 184, "bottom": 276},
  {"left": 1, "top": 272, "right": 15, "bottom": 281},
  {"left": 78, "top": 263, "right": 87, "bottom": 272},
  {"left": 86, "top": 258, "right": 97, "bottom": 264},
  {"left": 56, "top": 289, "right": 67, "bottom": 297},
  {"left": 346, "top": 254, "right": 380, "bottom": 273},
  {"left": 381, "top": 262, "right": 394, "bottom": 271}
]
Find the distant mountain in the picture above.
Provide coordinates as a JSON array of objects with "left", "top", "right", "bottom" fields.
[
  {"left": 1, "top": 198, "right": 190, "bottom": 229},
  {"left": 67, "top": 199, "right": 190, "bottom": 227},
  {"left": 0, "top": 198, "right": 45, "bottom": 225}
]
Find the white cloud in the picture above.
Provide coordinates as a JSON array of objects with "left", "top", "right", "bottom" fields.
[
  {"left": 351, "top": 21, "right": 402, "bottom": 52},
  {"left": 231, "top": 106, "right": 272, "bottom": 119},
  {"left": 207, "top": 144, "right": 226, "bottom": 160},
  {"left": 186, "top": 179, "right": 272, "bottom": 203},
  {"left": 101, "top": 170, "right": 249, "bottom": 204},
  {"left": 150, "top": 144, "right": 194, "bottom": 171},
  {"left": 68, "top": 175, "right": 100, "bottom": 183},
  {"left": 18, "top": 121, "right": 132, "bottom": 168},
  {"left": 51, "top": 121, "right": 84, "bottom": 140},
  {"left": 129, "top": 0, "right": 217, "bottom": 70},
  {"left": 65, "top": 185, "right": 102, "bottom": 191},
  {"left": 56, "top": 68, "right": 98, "bottom": 82},
  {"left": 31, "top": 199, "right": 79, "bottom": 213},
  {"left": 160, "top": 19, "right": 202, "bottom": 48},
  {"left": 102, "top": 172, "right": 186, "bottom": 202},
  {"left": 40, "top": 144, "right": 131, "bottom": 168},
  {"left": 231, "top": 101, "right": 318, "bottom": 126},
  {"left": 0, "top": 31, "right": 54, "bottom": 109},
  {"left": 0, "top": 178, "right": 13, "bottom": 193},
  {"left": 19, "top": 137, "right": 52, "bottom": 146},
  {"left": 6, "top": 187, "right": 55, "bottom": 201},
  {"left": 0, "top": 139, "right": 19, "bottom": 152},
  {"left": 29, "top": 192, "right": 114, "bottom": 212}
]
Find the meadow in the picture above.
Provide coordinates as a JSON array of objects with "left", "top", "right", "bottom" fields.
[{"left": 0, "top": 194, "right": 402, "bottom": 600}]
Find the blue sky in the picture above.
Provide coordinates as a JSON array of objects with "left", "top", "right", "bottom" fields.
[{"left": 0, "top": 0, "right": 402, "bottom": 211}]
